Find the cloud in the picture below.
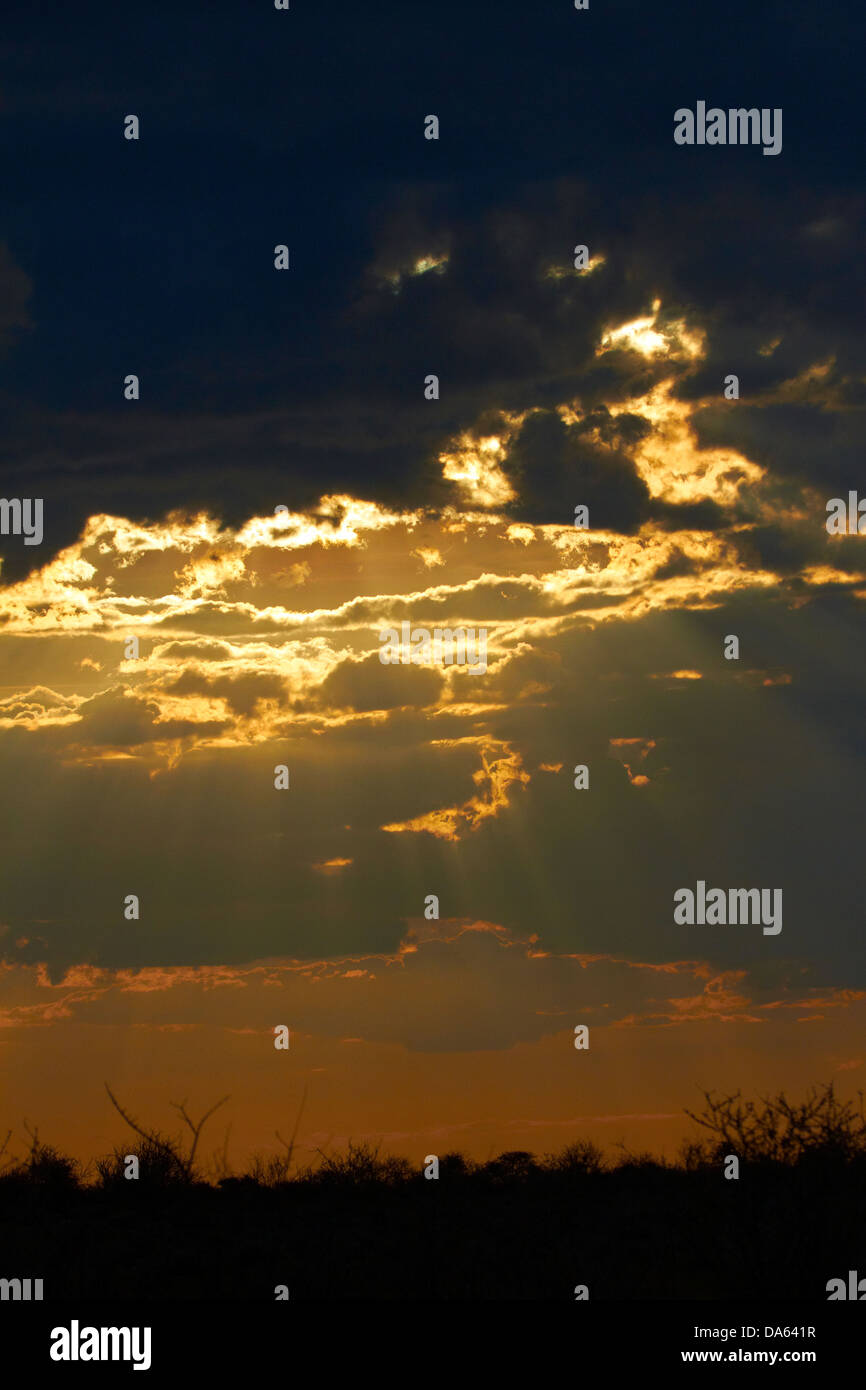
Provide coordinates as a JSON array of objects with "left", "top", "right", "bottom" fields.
[
  {"left": 504, "top": 408, "right": 651, "bottom": 529},
  {"left": 57, "top": 685, "right": 228, "bottom": 750},
  {"left": 1, "top": 921, "right": 863, "bottom": 1055},
  {"left": 166, "top": 669, "right": 289, "bottom": 717},
  {"left": 315, "top": 652, "right": 444, "bottom": 712},
  {"left": 0, "top": 685, "right": 81, "bottom": 726}
]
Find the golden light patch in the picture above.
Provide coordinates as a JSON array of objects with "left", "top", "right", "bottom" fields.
[
  {"left": 312, "top": 858, "right": 354, "bottom": 875},
  {"left": 0, "top": 687, "right": 84, "bottom": 730},
  {"left": 174, "top": 552, "right": 247, "bottom": 599},
  {"left": 0, "top": 468, "right": 813, "bottom": 777},
  {"left": 543, "top": 253, "right": 606, "bottom": 279},
  {"left": 236, "top": 495, "right": 420, "bottom": 551},
  {"left": 379, "top": 252, "right": 449, "bottom": 289},
  {"left": 411, "top": 547, "right": 444, "bottom": 568},
  {"left": 506, "top": 524, "right": 535, "bottom": 545},
  {"left": 412, "top": 254, "right": 448, "bottom": 276},
  {"left": 597, "top": 300, "right": 704, "bottom": 361},
  {"left": 609, "top": 737, "right": 656, "bottom": 786},
  {"left": 380, "top": 738, "right": 529, "bottom": 839},
  {"left": 440, "top": 433, "right": 517, "bottom": 508},
  {"left": 545, "top": 527, "right": 778, "bottom": 627},
  {"left": 608, "top": 380, "right": 763, "bottom": 505},
  {"left": 600, "top": 315, "right": 668, "bottom": 356},
  {"left": 802, "top": 565, "right": 866, "bottom": 586}
]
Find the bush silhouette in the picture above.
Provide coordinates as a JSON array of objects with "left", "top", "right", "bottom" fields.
[
  {"left": 97, "top": 1083, "right": 228, "bottom": 1186},
  {"left": 95, "top": 1135, "right": 192, "bottom": 1190},
  {"left": 2, "top": 1080, "right": 865, "bottom": 1299},
  {"left": 437, "top": 1150, "right": 475, "bottom": 1178},
  {"left": 237, "top": 1151, "right": 293, "bottom": 1188},
  {"left": 305, "top": 1140, "right": 413, "bottom": 1187},
  {"left": 5, "top": 1081, "right": 866, "bottom": 1193},
  {"left": 0, "top": 1123, "right": 79, "bottom": 1191},
  {"left": 544, "top": 1139, "right": 606, "bottom": 1175},
  {"left": 483, "top": 1150, "right": 539, "bottom": 1181},
  {"left": 684, "top": 1082, "right": 866, "bottom": 1166}
]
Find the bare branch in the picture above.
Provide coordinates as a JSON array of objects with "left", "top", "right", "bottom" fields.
[
  {"left": 274, "top": 1083, "right": 308, "bottom": 1177},
  {"left": 169, "top": 1095, "right": 229, "bottom": 1171},
  {"left": 104, "top": 1083, "right": 179, "bottom": 1162},
  {"left": 0, "top": 1128, "right": 14, "bottom": 1172}
]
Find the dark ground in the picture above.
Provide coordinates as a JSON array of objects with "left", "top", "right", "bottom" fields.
[{"left": 1, "top": 1153, "right": 863, "bottom": 1300}]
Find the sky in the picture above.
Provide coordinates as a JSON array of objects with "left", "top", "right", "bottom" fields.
[{"left": 1, "top": 0, "right": 865, "bottom": 1171}]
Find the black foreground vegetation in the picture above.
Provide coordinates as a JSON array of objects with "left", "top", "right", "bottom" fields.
[{"left": 1, "top": 1083, "right": 864, "bottom": 1300}]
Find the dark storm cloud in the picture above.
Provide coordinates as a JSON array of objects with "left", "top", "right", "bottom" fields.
[
  {"left": 315, "top": 652, "right": 444, "bottom": 713},
  {"left": 0, "top": 179, "right": 778, "bottom": 571},
  {"left": 156, "top": 639, "right": 235, "bottom": 662},
  {"left": 498, "top": 400, "right": 736, "bottom": 536},
  {"left": 503, "top": 408, "right": 651, "bottom": 530},
  {"left": 166, "top": 669, "right": 289, "bottom": 717},
  {"left": 70, "top": 686, "right": 228, "bottom": 746},
  {"left": 729, "top": 521, "right": 856, "bottom": 579},
  {"left": 0, "top": 0, "right": 862, "bottom": 578},
  {"left": 693, "top": 401, "right": 866, "bottom": 497}
]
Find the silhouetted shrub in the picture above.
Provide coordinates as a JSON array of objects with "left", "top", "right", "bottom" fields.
[
  {"left": 95, "top": 1134, "right": 192, "bottom": 1189},
  {"left": 305, "top": 1141, "right": 413, "bottom": 1187},
  {"left": 243, "top": 1151, "right": 293, "bottom": 1187},
  {"left": 0, "top": 1125, "right": 79, "bottom": 1191},
  {"left": 544, "top": 1139, "right": 606, "bottom": 1175},
  {"left": 684, "top": 1082, "right": 866, "bottom": 1166},
  {"left": 5, "top": 1146, "right": 79, "bottom": 1190},
  {"left": 483, "top": 1150, "right": 539, "bottom": 1181},
  {"left": 437, "top": 1151, "right": 476, "bottom": 1178}
]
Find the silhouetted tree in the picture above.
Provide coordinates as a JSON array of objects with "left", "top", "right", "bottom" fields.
[{"left": 684, "top": 1082, "right": 866, "bottom": 1165}]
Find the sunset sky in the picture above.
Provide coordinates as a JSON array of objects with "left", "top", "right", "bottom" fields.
[{"left": 1, "top": 0, "right": 864, "bottom": 1172}]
